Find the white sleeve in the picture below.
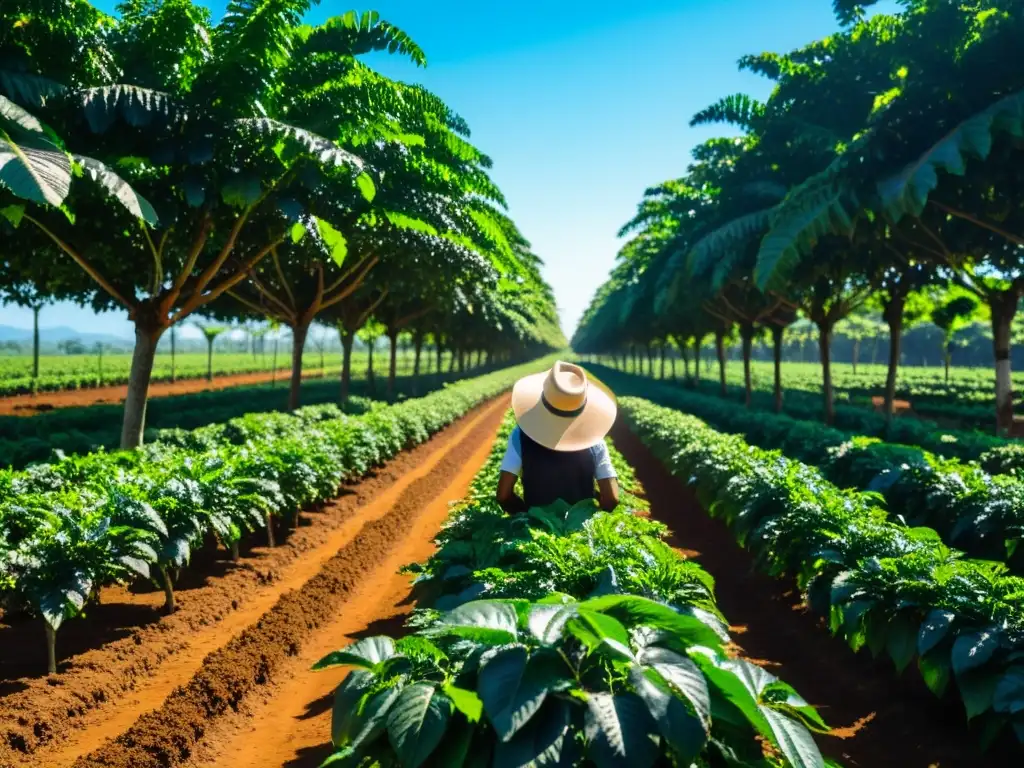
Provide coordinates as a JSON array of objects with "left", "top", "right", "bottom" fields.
[
  {"left": 499, "top": 427, "right": 523, "bottom": 476},
  {"left": 592, "top": 440, "right": 617, "bottom": 480}
]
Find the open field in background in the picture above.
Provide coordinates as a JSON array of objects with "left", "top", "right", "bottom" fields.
[{"left": 0, "top": 348, "right": 458, "bottom": 397}]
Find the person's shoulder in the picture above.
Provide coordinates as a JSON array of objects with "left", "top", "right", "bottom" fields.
[{"left": 590, "top": 438, "right": 610, "bottom": 456}]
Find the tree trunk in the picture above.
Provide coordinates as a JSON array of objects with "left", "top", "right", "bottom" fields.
[
  {"left": 340, "top": 331, "right": 354, "bottom": 406},
  {"left": 991, "top": 292, "right": 1019, "bottom": 435},
  {"left": 852, "top": 339, "right": 860, "bottom": 375},
  {"left": 659, "top": 345, "right": 666, "bottom": 380},
  {"left": 882, "top": 294, "right": 904, "bottom": 433},
  {"left": 694, "top": 337, "right": 702, "bottom": 384},
  {"left": 771, "top": 325, "right": 784, "bottom": 413},
  {"left": 120, "top": 325, "right": 163, "bottom": 449},
  {"left": 740, "top": 325, "right": 753, "bottom": 407},
  {"left": 288, "top": 322, "right": 309, "bottom": 411},
  {"left": 45, "top": 621, "right": 56, "bottom": 675},
  {"left": 206, "top": 337, "right": 214, "bottom": 382},
  {"left": 448, "top": 347, "right": 457, "bottom": 374},
  {"left": 817, "top": 322, "right": 835, "bottom": 425},
  {"left": 32, "top": 305, "right": 40, "bottom": 380},
  {"left": 367, "top": 339, "right": 376, "bottom": 394},
  {"left": 388, "top": 331, "right": 398, "bottom": 402},
  {"left": 159, "top": 564, "right": 176, "bottom": 614},
  {"left": 679, "top": 341, "right": 690, "bottom": 383},
  {"left": 265, "top": 511, "right": 276, "bottom": 548},
  {"left": 413, "top": 334, "right": 423, "bottom": 396},
  {"left": 436, "top": 344, "right": 444, "bottom": 381},
  {"left": 170, "top": 326, "right": 177, "bottom": 383},
  {"left": 715, "top": 331, "right": 726, "bottom": 396},
  {"left": 458, "top": 348, "right": 465, "bottom": 374}
]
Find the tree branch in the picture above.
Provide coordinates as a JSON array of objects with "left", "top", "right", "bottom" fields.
[
  {"left": 930, "top": 200, "right": 1024, "bottom": 247},
  {"left": 23, "top": 214, "right": 135, "bottom": 311},
  {"left": 320, "top": 256, "right": 379, "bottom": 310},
  {"left": 141, "top": 222, "right": 162, "bottom": 295},
  {"left": 272, "top": 245, "right": 296, "bottom": 312},
  {"left": 164, "top": 214, "right": 213, "bottom": 313}
]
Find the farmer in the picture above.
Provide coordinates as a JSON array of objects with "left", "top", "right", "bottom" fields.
[{"left": 496, "top": 360, "right": 619, "bottom": 513}]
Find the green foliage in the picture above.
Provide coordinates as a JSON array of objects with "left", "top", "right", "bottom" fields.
[{"left": 318, "top": 412, "right": 829, "bottom": 767}]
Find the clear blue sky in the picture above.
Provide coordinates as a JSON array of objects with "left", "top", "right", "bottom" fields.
[{"left": 1, "top": 0, "right": 883, "bottom": 339}]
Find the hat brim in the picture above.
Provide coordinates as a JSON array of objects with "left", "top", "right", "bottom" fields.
[{"left": 511, "top": 372, "right": 617, "bottom": 451}]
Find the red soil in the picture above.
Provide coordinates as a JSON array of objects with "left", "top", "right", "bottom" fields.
[
  {"left": 0, "top": 397, "right": 508, "bottom": 768},
  {"left": 0, "top": 368, "right": 327, "bottom": 416},
  {"left": 610, "top": 420, "right": 1017, "bottom": 768}
]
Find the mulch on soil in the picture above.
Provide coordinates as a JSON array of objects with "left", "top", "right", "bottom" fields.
[
  {"left": 0, "top": 398, "right": 503, "bottom": 768},
  {"left": 610, "top": 420, "right": 1018, "bottom": 768},
  {"left": 67, "top": 399, "right": 507, "bottom": 768}
]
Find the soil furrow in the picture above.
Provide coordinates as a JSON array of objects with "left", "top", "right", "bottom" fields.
[
  {"left": 0, "top": 397, "right": 501, "bottom": 768},
  {"left": 610, "top": 420, "right": 1015, "bottom": 768},
  {"left": 65, "top": 397, "right": 508, "bottom": 768}
]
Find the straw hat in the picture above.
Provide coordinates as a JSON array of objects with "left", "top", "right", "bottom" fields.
[{"left": 511, "top": 361, "right": 617, "bottom": 451}]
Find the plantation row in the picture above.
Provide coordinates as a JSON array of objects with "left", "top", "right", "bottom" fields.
[
  {"left": 0, "top": 356, "right": 558, "bottom": 674},
  {"left": 314, "top": 413, "right": 833, "bottom": 768},
  {"left": 618, "top": 396, "right": 1024, "bottom": 750},
  {"left": 590, "top": 358, "right": 1008, "bottom": 462},
  {"left": 0, "top": 360, "right": 493, "bottom": 470},
  {"left": 591, "top": 366, "right": 1024, "bottom": 565}
]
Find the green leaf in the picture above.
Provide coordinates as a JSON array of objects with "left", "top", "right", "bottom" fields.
[
  {"left": 629, "top": 666, "right": 706, "bottom": 761},
  {"left": 356, "top": 171, "right": 376, "bottom": 202},
  {"left": 314, "top": 636, "right": 395, "bottom": 671},
  {"left": 75, "top": 155, "right": 158, "bottom": 225},
  {"left": 349, "top": 686, "right": 402, "bottom": 749},
  {"left": 992, "top": 667, "right": 1024, "bottom": 715},
  {"left": 918, "top": 649, "right": 951, "bottom": 698},
  {"left": 442, "top": 684, "right": 482, "bottom": 724},
  {"left": 762, "top": 709, "right": 825, "bottom": 768},
  {"left": 384, "top": 210, "right": 438, "bottom": 236},
  {"left": 386, "top": 683, "right": 452, "bottom": 768},
  {"left": 479, "top": 647, "right": 573, "bottom": 742},
  {"left": 316, "top": 217, "right": 348, "bottom": 268},
  {"left": 566, "top": 609, "right": 630, "bottom": 653},
  {"left": 528, "top": 603, "right": 577, "bottom": 645},
  {"left": 917, "top": 609, "right": 955, "bottom": 656},
  {"left": 959, "top": 670, "right": 999, "bottom": 719},
  {"left": 428, "top": 600, "right": 519, "bottom": 645},
  {"left": 582, "top": 594, "right": 728, "bottom": 647},
  {"left": 492, "top": 699, "right": 574, "bottom": 768},
  {"left": 952, "top": 630, "right": 1000, "bottom": 677},
  {"left": 583, "top": 692, "right": 659, "bottom": 768},
  {"left": 0, "top": 94, "right": 71, "bottom": 207},
  {"left": 1, "top": 203, "right": 24, "bottom": 226},
  {"left": 331, "top": 670, "right": 374, "bottom": 746},
  {"left": 885, "top": 612, "right": 917, "bottom": 674},
  {"left": 290, "top": 221, "right": 306, "bottom": 243},
  {"left": 637, "top": 646, "right": 711, "bottom": 727}
]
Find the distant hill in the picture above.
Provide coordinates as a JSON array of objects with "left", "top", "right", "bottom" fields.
[{"left": 0, "top": 324, "right": 134, "bottom": 346}]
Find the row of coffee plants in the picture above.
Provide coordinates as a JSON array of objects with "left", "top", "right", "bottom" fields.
[
  {"left": 619, "top": 397, "right": 1024, "bottom": 749},
  {"left": 587, "top": 367, "right": 1024, "bottom": 569},
  {"left": 313, "top": 414, "right": 834, "bottom": 768},
  {"left": 591, "top": 359, "right": 1007, "bottom": 449},
  {"left": 0, "top": 357, "right": 558, "bottom": 674}
]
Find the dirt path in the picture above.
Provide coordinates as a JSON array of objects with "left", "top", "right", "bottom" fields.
[
  {"left": 0, "top": 368, "right": 328, "bottom": 415},
  {"left": 610, "top": 421, "right": 1017, "bottom": 768},
  {"left": 59, "top": 398, "right": 505, "bottom": 768},
  {"left": 185, "top": 405, "right": 499, "bottom": 768},
  {"left": 0, "top": 397, "right": 507, "bottom": 768}
]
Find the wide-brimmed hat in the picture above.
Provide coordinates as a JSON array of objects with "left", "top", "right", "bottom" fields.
[{"left": 511, "top": 361, "right": 617, "bottom": 452}]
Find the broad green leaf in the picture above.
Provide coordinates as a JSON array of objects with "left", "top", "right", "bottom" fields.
[
  {"left": 528, "top": 603, "right": 577, "bottom": 645},
  {"left": 566, "top": 609, "right": 630, "bottom": 652},
  {"left": 442, "top": 684, "right": 483, "bottom": 723},
  {"left": 356, "top": 171, "right": 376, "bottom": 202},
  {"left": 951, "top": 630, "right": 1000, "bottom": 677},
  {"left": 885, "top": 612, "right": 917, "bottom": 674},
  {"left": 316, "top": 217, "right": 348, "bottom": 267},
  {"left": 917, "top": 610, "right": 955, "bottom": 656},
  {"left": 0, "top": 94, "right": 71, "bottom": 207},
  {"left": 1, "top": 203, "right": 24, "bottom": 226},
  {"left": 637, "top": 646, "right": 710, "bottom": 726},
  {"left": 331, "top": 670, "right": 374, "bottom": 746},
  {"left": 386, "top": 683, "right": 452, "bottom": 768},
  {"left": 959, "top": 670, "right": 999, "bottom": 720},
  {"left": 75, "top": 155, "right": 158, "bottom": 225},
  {"left": 290, "top": 221, "right": 306, "bottom": 243},
  {"left": 348, "top": 685, "right": 401, "bottom": 749},
  {"left": 762, "top": 709, "right": 825, "bottom": 768},
  {"left": 479, "top": 647, "right": 573, "bottom": 741},
  {"left": 992, "top": 667, "right": 1024, "bottom": 716},
  {"left": 583, "top": 692, "right": 659, "bottom": 768},
  {"left": 629, "top": 666, "right": 706, "bottom": 761},
  {"left": 492, "top": 699, "right": 574, "bottom": 768},
  {"left": 428, "top": 600, "right": 519, "bottom": 645},
  {"left": 918, "top": 649, "right": 951, "bottom": 697},
  {"left": 582, "top": 594, "right": 727, "bottom": 647},
  {"left": 314, "top": 636, "right": 395, "bottom": 671}
]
